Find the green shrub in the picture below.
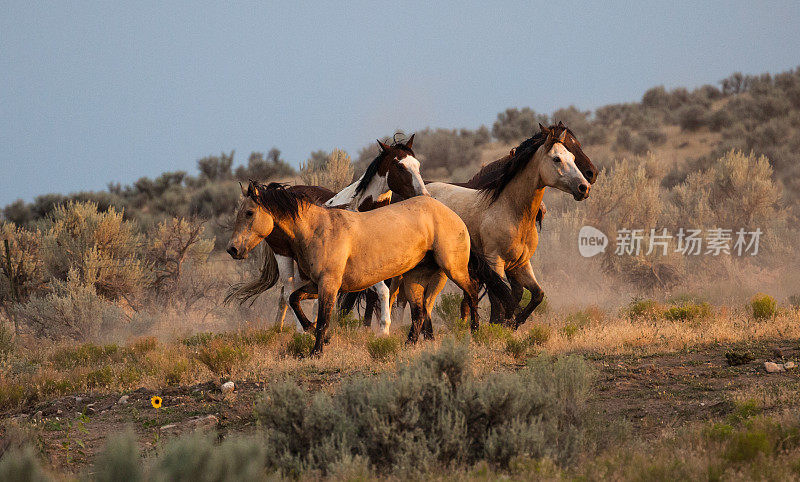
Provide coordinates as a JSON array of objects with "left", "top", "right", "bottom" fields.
[
  {"left": 678, "top": 104, "right": 708, "bottom": 131},
  {"left": 286, "top": 333, "right": 315, "bottom": 358},
  {"left": 0, "top": 323, "right": 13, "bottom": 359},
  {"left": 86, "top": 366, "right": 115, "bottom": 389},
  {"left": 724, "top": 430, "right": 771, "bottom": 463},
  {"left": 182, "top": 332, "right": 213, "bottom": 348},
  {"left": 336, "top": 311, "right": 361, "bottom": 332},
  {"left": 505, "top": 338, "right": 528, "bottom": 360},
  {"left": 17, "top": 273, "right": 128, "bottom": 341},
  {"left": 39, "top": 201, "right": 147, "bottom": 301},
  {"left": 50, "top": 343, "right": 120, "bottom": 369},
  {"left": 0, "top": 445, "right": 50, "bottom": 482},
  {"left": 472, "top": 323, "right": 513, "bottom": 346},
  {"left": 300, "top": 149, "right": 354, "bottom": 193},
  {"left": 751, "top": 293, "right": 777, "bottom": 320},
  {"left": 254, "top": 340, "right": 591, "bottom": 475},
  {"left": 366, "top": 336, "right": 401, "bottom": 362},
  {"left": 238, "top": 328, "right": 279, "bottom": 347},
  {"left": 524, "top": 323, "right": 551, "bottom": 346},
  {"left": 194, "top": 339, "right": 249, "bottom": 376},
  {"left": 492, "top": 107, "right": 548, "bottom": 143},
  {"left": 93, "top": 430, "right": 143, "bottom": 482},
  {"left": 664, "top": 302, "right": 712, "bottom": 321},
  {"left": 128, "top": 336, "right": 158, "bottom": 356},
  {"left": 151, "top": 434, "right": 267, "bottom": 482},
  {"left": 730, "top": 399, "right": 762, "bottom": 423},
  {"left": 434, "top": 292, "right": 468, "bottom": 333},
  {"left": 627, "top": 298, "right": 663, "bottom": 320}
]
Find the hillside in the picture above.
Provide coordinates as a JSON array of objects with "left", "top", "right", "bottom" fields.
[{"left": 4, "top": 68, "right": 800, "bottom": 230}]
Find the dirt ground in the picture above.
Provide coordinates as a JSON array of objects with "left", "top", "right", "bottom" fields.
[{"left": 2, "top": 338, "right": 799, "bottom": 475}]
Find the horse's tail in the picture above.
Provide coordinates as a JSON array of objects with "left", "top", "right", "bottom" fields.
[
  {"left": 467, "top": 249, "right": 516, "bottom": 317},
  {"left": 338, "top": 290, "right": 369, "bottom": 317},
  {"left": 224, "top": 243, "right": 280, "bottom": 306}
]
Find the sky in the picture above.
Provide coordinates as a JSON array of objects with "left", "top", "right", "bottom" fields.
[{"left": 2, "top": 1, "right": 799, "bottom": 206}]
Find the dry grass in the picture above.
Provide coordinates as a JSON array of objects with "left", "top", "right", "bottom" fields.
[{"left": 2, "top": 303, "right": 799, "bottom": 413}]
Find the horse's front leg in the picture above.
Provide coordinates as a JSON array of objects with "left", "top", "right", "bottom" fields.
[
  {"left": 288, "top": 281, "right": 318, "bottom": 332},
  {"left": 506, "top": 261, "right": 544, "bottom": 329},
  {"left": 311, "top": 278, "right": 341, "bottom": 357}
]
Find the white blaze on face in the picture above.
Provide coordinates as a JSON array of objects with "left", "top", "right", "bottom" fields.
[
  {"left": 543, "top": 142, "right": 587, "bottom": 192},
  {"left": 399, "top": 155, "right": 430, "bottom": 196}
]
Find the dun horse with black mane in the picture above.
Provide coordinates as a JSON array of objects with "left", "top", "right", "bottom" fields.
[
  {"left": 227, "top": 182, "right": 513, "bottom": 355},
  {"left": 424, "top": 123, "right": 596, "bottom": 328}
]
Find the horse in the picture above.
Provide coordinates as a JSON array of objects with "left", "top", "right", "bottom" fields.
[
  {"left": 226, "top": 182, "right": 513, "bottom": 355},
  {"left": 422, "top": 123, "right": 595, "bottom": 329},
  {"left": 449, "top": 121, "right": 598, "bottom": 325},
  {"left": 227, "top": 135, "right": 428, "bottom": 334}
]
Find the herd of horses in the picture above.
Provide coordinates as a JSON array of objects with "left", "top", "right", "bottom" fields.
[{"left": 226, "top": 123, "right": 598, "bottom": 356}]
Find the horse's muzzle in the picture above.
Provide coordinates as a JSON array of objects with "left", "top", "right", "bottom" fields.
[
  {"left": 572, "top": 182, "right": 591, "bottom": 201},
  {"left": 227, "top": 245, "right": 243, "bottom": 259}
]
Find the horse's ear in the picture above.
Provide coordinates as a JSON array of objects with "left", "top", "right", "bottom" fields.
[
  {"left": 239, "top": 182, "right": 247, "bottom": 197},
  {"left": 557, "top": 129, "right": 567, "bottom": 142},
  {"left": 376, "top": 139, "right": 389, "bottom": 151},
  {"left": 557, "top": 120, "right": 565, "bottom": 127},
  {"left": 539, "top": 123, "right": 550, "bottom": 136},
  {"left": 247, "top": 180, "right": 260, "bottom": 199},
  {"left": 404, "top": 133, "right": 415, "bottom": 148}
]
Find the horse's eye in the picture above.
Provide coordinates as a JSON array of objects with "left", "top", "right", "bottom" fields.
[
  {"left": 245, "top": 210, "right": 254, "bottom": 217},
  {"left": 553, "top": 156, "right": 561, "bottom": 163}
]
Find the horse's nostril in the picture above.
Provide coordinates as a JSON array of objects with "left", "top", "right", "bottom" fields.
[
  {"left": 585, "top": 171, "right": 594, "bottom": 181},
  {"left": 578, "top": 184, "right": 588, "bottom": 193},
  {"left": 227, "top": 246, "right": 238, "bottom": 257}
]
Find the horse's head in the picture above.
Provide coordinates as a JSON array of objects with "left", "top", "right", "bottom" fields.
[
  {"left": 537, "top": 123, "right": 591, "bottom": 201},
  {"left": 227, "top": 181, "right": 303, "bottom": 259},
  {"left": 557, "top": 121, "right": 598, "bottom": 184},
  {"left": 367, "top": 134, "right": 429, "bottom": 202}
]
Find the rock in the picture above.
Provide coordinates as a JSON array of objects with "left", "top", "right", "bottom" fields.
[
  {"left": 765, "top": 361, "right": 785, "bottom": 373},
  {"left": 160, "top": 415, "right": 219, "bottom": 436},
  {"left": 784, "top": 361, "right": 796, "bottom": 369},
  {"left": 85, "top": 403, "right": 96, "bottom": 415},
  {"left": 118, "top": 395, "right": 130, "bottom": 405},
  {"left": 221, "top": 381, "right": 235, "bottom": 395}
]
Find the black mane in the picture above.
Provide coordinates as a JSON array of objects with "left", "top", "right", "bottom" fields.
[
  {"left": 354, "top": 143, "right": 415, "bottom": 196},
  {"left": 248, "top": 182, "right": 313, "bottom": 219},
  {"left": 479, "top": 131, "right": 548, "bottom": 202}
]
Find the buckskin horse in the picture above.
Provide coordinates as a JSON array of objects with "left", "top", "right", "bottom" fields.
[
  {"left": 227, "top": 182, "right": 513, "bottom": 355},
  {"left": 226, "top": 136, "right": 428, "bottom": 334}
]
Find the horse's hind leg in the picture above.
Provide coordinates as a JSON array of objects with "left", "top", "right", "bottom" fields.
[
  {"left": 421, "top": 271, "right": 447, "bottom": 339},
  {"left": 441, "top": 268, "right": 481, "bottom": 332},
  {"left": 401, "top": 277, "right": 426, "bottom": 344},
  {"left": 289, "top": 282, "right": 318, "bottom": 332},
  {"left": 507, "top": 261, "right": 544, "bottom": 329}
]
